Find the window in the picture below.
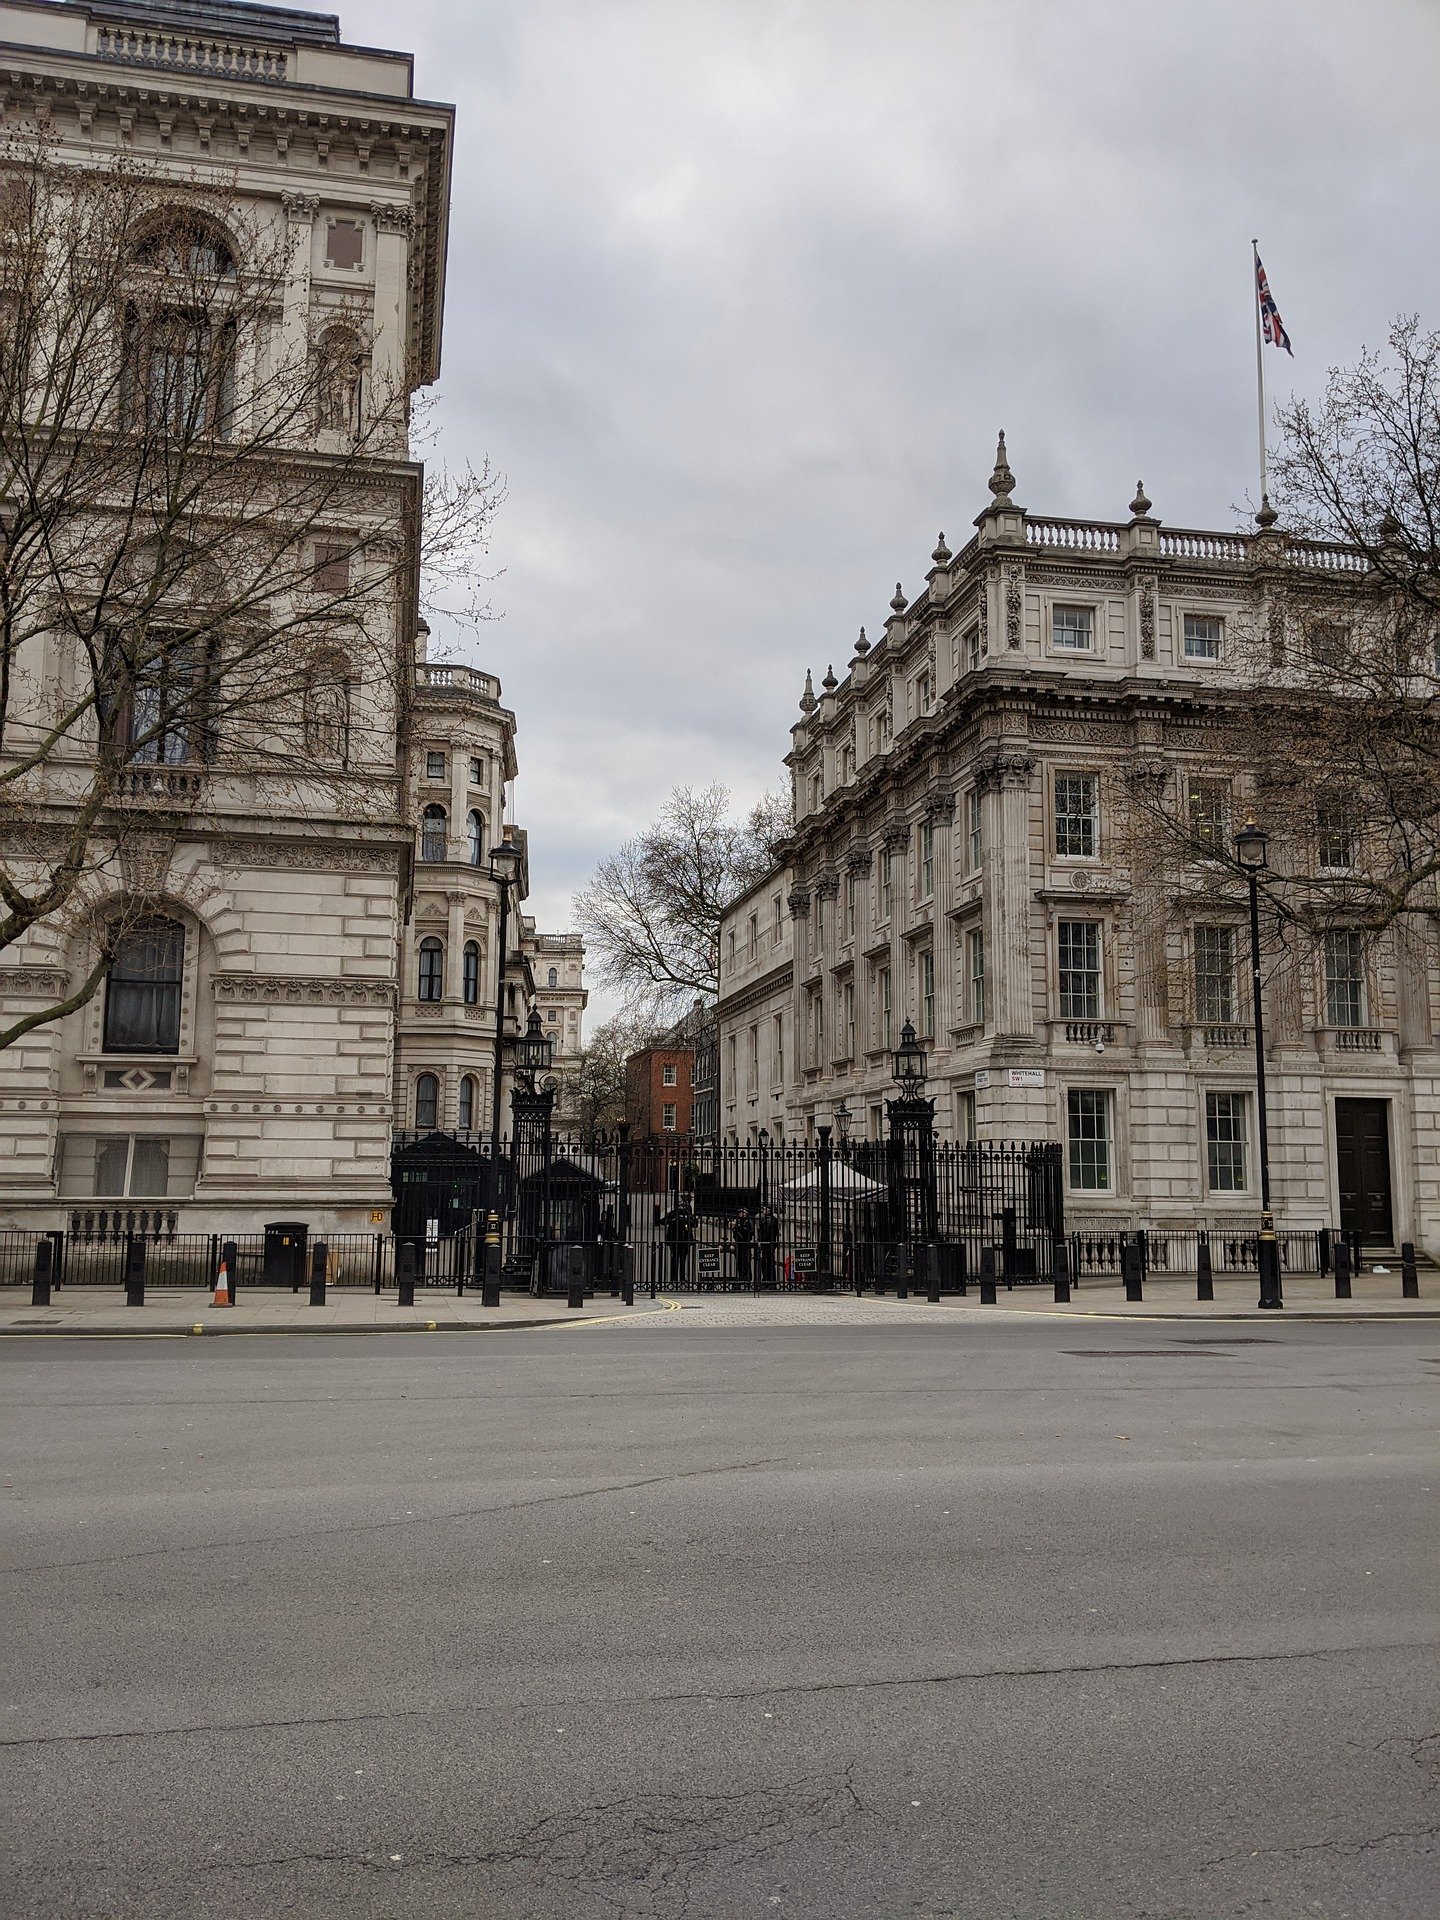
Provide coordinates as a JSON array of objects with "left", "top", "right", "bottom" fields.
[
  {"left": 1205, "top": 1091, "right": 1248, "bottom": 1192},
  {"left": 1183, "top": 613, "right": 1223, "bottom": 661},
  {"left": 915, "top": 671, "right": 933, "bottom": 716},
  {"left": 1187, "top": 778, "right": 1229, "bottom": 855},
  {"left": 417, "top": 937, "right": 444, "bottom": 1002},
  {"left": 1058, "top": 921, "right": 1102, "bottom": 1018},
  {"left": 419, "top": 805, "right": 447, "bottom": 862},
  {"left": 920, "top": 950, "right": 935, "bottom": 1037},
  {"left": 773, "top": 894, "right": 783, "bottom": 942},
  {"left": 547, "top": 967, "right": 558, "bottom": 987},
  {"left": 313, "top": 544, "right": 351, "bottom": 593},
  {"left": 125, "top": 304, "right": 236, "bottom": 440},
  {"left": 469, "top": 756, "right": 485, "bottom": 786},
  {"left": 772, "top": 1014, "right": 784, "bottom": 1087},
  {"left": 414, "top": 1074, "right": 439, "bottom": 1131},
  {"left": 95, "top": 1137, "right": 170, "bottom": 1198},
  {"left": 967, "top": 927, "right": 985, "bottom": 1025},
  {"left": 1054, "top": 773, "right": 1098, "bottom": 858},
  {"left": 919, "top": 820, "right": 934, "bottom": 900},
  {"left": 1067, "top": 1089, "right": 1112, "bottom": 1190},
  {"left": 462, "top": 940, "right": 480, "bottom": 1006},
  {"left": 727, "top": 928, "right": 736, "bottom": 970},
  {"left": 126, "top": 637, "right": 208, "bottom": 765},
  {"left": 662, "top": 1063, "right": 677, "bottom": 1087},
  {"left": 662, "top": 1102, "right": 677, "bottom": 1131},
  {"left": 880, "top": 852, "right": 894, "bottom": 922},
  {"left": 104, "top": 920, "right": 184, "bottom": 1054},
  {"left": 967, "top": 788, "right": 982, "bottom": 872},
  {"left": 748, "top": 913, "right": 758, "bottom": 960},
  {"left": 1052, "top": 605, "right": 1094, "bottom": 651},
  {"left": 727, "top": 1035, "right": 737, "bottom": 1100},
  {"left": 1193, "top": 926, "right": 1236, "bottom": 1024},
  {"left": 966, "top": 622, "right": 982, "bottom": 671},
  {"left": 845, "top": 876, "right": 856, "bottom": 940},
  {"left": 844, "top": 980, "right": 856, "bottom": 1060},
  {"left": 458, "top": 1075, "right": 476, "bottom": 1130},
  {"left": 425, "top": 751, "right": 447, "bottom": 780},
  {"left": 1317, "top": 799, "right": 1355, "bottom": 871},
  {"left": 748, "top": 1025, "right": 759, "bottom": 1093},
  {"left": 957, "top": 1090, "right": 977, "bottom": 1145},
  {"left": 466, "top": 810, "right": 485, "bottom": 866},
  {"left": 1323, "top": 931, "right": 1366, "bottom": 1028},
  {"left": 878, "top": 966, "right": 892, "bottom": 1049},
  {"left": 324, "top": 218, "right": 364, "bottom": 270},
  {"left": 1309, "top": 622, "right": 1350, "bottom": 668}
]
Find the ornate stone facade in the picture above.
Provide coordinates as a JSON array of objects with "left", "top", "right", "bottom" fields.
[{"left": 719, "top": 450, "right": 1439, "bottom": 1255}]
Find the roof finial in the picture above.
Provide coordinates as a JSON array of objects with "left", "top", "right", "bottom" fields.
[
  {"left": 931, "top": 530, "right": 952, "bottom": 565},
  {"left": 821, "top": 663, "right": 838, "bottom": 692},
  {"left": 890, "top": 582, "right": 907, "bottom": 614},
  {"left": 1254, "top": 494, "right": 1279, "bottom": 530},
  {"left": 1129, "top": 480, "right": 1152, "bottom": 518},
  {"left": 853, "top": 625, "right": 870, "bottom": 656},
  {"left": 799, "top": 668, "right": 817, "bottom": 715},
  {"left": 988, "top": 429, "right": 1015, "bottom": 505}
]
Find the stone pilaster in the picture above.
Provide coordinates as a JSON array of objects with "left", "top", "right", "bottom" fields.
[{"left": 981, "top": 754, "right": 1035, "bottom": 1040}]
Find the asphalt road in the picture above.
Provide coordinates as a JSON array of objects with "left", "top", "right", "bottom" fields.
[{"left": 2, "top": 1307, "right": 1436, "bottom": 1919}]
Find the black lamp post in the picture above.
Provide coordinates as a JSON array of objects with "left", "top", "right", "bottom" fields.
[
  {"left": 1235, "top": 817, "right": 1282, "bottom": 1310},
  {"left": 887, "top": 1021, "right": 938, "bottom": 1245},
  {"left": 480, "top": 834, "right": 524, "bottom": 1304},
  {"left": 511, "top": 1008, "right": 558, "bottom": 1288}
]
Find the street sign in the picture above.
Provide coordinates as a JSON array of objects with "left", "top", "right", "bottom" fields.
[
  {"left": 1007, "top": 1068, "right": 1045, "bottom": 1087},
  {"left": 697, "top": 1245, "right": 722, "bottom": 1279},
  {"left": 793, "top": 1245, "right": 818, "bottom": 1275}
]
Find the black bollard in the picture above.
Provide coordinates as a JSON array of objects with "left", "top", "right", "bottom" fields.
[
  {"left": 1053, "top": 1238, "right": 1071, "bottom": 1305},
  {"left": 1196, "top": 1232, "right": 1214, "bottom": 1303},
  {"left": 1122, "top": 1238, "right": 1144, "bottom": 1303},
  {"left": 1333, "top": 1235, "right": 1351, "bottom": 1300},
  {"left": 1401, "top": 1242, "right": 1419, "bottom": 1300},
  {"left": 397, "top": 1238, "right": 418, "bottom": 1308},
  {"left": 31, "top": 1237, "right": 53, "bottom": 1307},
  {"left": 124, "top": 1235, "right": 146, "bottom": 1307},
  {"left": 567, "top": 1258, "right": 585, "bottom": 1312},
  {"left": 481, "top": 1210, "right": 502, "bottom": 1309},
  {"left": 220, "top": 1239, "right": 238, "bottom": 1308},
  {"left": 980, "top": 1245, "right": 998, "bottom": 1306},
  {"left": 1317, "top": 1226, "right": 1331, "bottom": 1276},
  {"left": 308, "top": 1240, "right": 328, "bottom": 1307},
  {"left": 622, "top": 1244, "right": 635, "bottom": 1307}
]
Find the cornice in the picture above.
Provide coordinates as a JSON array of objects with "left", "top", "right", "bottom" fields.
[
  {"left": 213, "top": 973, "right": 397, "bottom": 1005},
  {"left": 717, "top": 965, "right": 794, "bottom": 1021}
]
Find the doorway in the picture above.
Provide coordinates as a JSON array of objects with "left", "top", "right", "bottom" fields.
[{"left": 1334, "top": 1098, "right": 1393, "bottom": 1245}]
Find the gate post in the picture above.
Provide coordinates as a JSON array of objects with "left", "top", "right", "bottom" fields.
[
  {"left": 1333, "top": 1234, "right": 1352, "bottom": 1299},
  {"left": 1052, "top": 1236, "right": 1070, "bottom": 1305},
  {"left": 923, "top": 1241, "right": 940, "bottom": 1304},
  {"left": 309, "top": 1240, "right": 328, "bottom": 1307},
  {"left": 1122, "top": 1236, "right": 1144, "bottom": 1302},
  {"left": 979, "top": 1244, "right": 997, "bottom": 1306},
  {"left": 397, "top": 1238, "right": 418, "bottom": 1307},
  {"left": 1196, "top": 1230, "right": 1214, "bottom": 1302},
  {"left": 1401, "top": 1242, "right": 1419, "bottom": 1299},
  {"left": 481, "top": 1210, "right": 502, "bottom": 1308}
]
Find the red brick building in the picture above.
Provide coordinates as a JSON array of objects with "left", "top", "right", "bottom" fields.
[{"left": 626, "top": 1047, "right": 695, "bottom": 1137}]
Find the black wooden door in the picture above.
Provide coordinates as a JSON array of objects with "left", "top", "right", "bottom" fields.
[{"left": 1335, "top": 1099, "right": 1393, "bottom": 1244}]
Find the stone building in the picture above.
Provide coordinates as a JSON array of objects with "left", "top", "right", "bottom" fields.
[
  {"left": 525, "top": 929, "right": 587, "bottom": 1126},
  {"left": 626, "top": 1044, "right": 695, "bottom": 1139},
  {"left": 0, "top": 0, "right": 580, "bottom": 1232},
  {"left": 718, "top": 441, "right": 1438, "bottom": 1255}
]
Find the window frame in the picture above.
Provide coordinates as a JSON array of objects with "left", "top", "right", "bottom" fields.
[
  {"left": 417, "top": 936, "right": 444, "bottom": 1003},
  {"left": 1192, "top": 924, "right": 1238, "bottom": 1026},
  {"left": 1323, "top": 929, "right": 1367, "bottom": 1028},
  {"left": 414, "top": 1073, "right": 439, "bottom": 1131},
  {"left": 419, "top": 804, "right": 447, "bottom": 863},
  {"left": 1066, "top": 1087, "right": 1113, "bottom": 1191},
  {"left": 1051, "top": 603, "right": 1096, "bottom": 654},
  {"left": 1204, "top": 1089, "right": 1250, "bottom": 1193},
  {"left": 1182, "top": 611, "right": 1224, "bottom": 662},
  {"left": 103, "top": 918, "right": 185, "bottom": 1055},
  {"left": 1057, "top": 919, "right": 1103, "bottom": 1020},
  {"left": 462, "top": 940, "right": 480, "bottom": 1006},
  {"left": 1053, "top": 770, "right": 1099, "bottom": 860}
]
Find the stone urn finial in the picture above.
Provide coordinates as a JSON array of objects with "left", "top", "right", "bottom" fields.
[
  {"left": 1129, "top": 480, "right": 1152, "bottom": 518},
  {"left": 890, "top": 582, "right": 907, "bottom": 614},
  {"left": 821, "top": 664, "right": 838, "bottom": 692},
  {"left": 931, "top": 531, "right": 952, "bottom": 565},
  {"left": 799, "top": 668, "right": 817, "bottom": 715},
  {"left": 853, "top": 625, "right": 870, "bottom": 656},
  {"left": 988, "top": 430, "right": 1016, "bottom": 505}
]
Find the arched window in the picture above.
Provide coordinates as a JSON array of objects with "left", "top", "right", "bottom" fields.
[
  {"left": 462, "top": 940, "right": 480, "bottom": 1006},
  {"left": 458, "top": 1075, "right": 476, "bottom": 1130},
  {"left": 547, "top": 967, "right": 558, "bottom": 988},
  {"left": 420, "top": 805, "right": 447, "bottom": 863},
  {"left": 414, "top": 1073, "right": 439, "bottom": 1131},
  {"left": 104, "top": 918, "right": 185, "bottom": 1054},
  {"left": 467, "top": 810, "right": 485, "bottom": 866},
  {"left": 417, "top": 937, "right": 444, "bottom": 1002},
  {"left": 125, "top": 219, "right": 238, "bottom": 441}
]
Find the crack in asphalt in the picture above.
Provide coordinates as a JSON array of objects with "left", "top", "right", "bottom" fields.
[
  {"left": 1201, "top": 1823, "right": 1439, "bottom": 1868},
  {"left": 0, "top": 1455, "right": 787, "bottom": 1579},
  {"left": 4, "top": 1638, "right": 1430, "bottom": 1751}
]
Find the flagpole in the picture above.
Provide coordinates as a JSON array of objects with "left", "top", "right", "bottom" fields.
[{"left": 1251, "top": 238, "right": 1275, "bottom": 527}]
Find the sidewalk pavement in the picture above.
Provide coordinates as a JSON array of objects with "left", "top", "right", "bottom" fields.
[
  {"left": 889, "top": 1267, "right": 1435, "bottom": 1321},
  {"left": 0, "top": 1287, "right": 674, "bottom": 1337}
]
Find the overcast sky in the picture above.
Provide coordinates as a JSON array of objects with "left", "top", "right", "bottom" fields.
[{"left": 344, "top": 0, "right": 1440, "bottom": 1012}]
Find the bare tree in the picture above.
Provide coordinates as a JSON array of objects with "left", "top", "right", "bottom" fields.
[
  {"left": 576, "top": 784, "right": 790, "bottom": 1021},
  {"left": 0, "top": 136, "right": 502, "bottom": 1048},
  {"left": 1120, "top": 317, "right": 1438, "bottom": 941},
  {"left": 558, "top": 1013, "right": 656, "bottom": 1141}
]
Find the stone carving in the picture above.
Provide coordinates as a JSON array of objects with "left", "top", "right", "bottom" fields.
[
  {"left": 213, "top": 837, "right": 399, "bottom": 873},
  {"left": 214, "top": 975, "right": 397, "bottom": 1005},
  {"left": 881, "top": 821, "right": 911, "bottom": 851},
  {"left": 0, "top": 968, "right": 68, "bottom": 997},
  {"left": 976, "top": 579, "right": 988, "bottom": 655},
  {"left": 1030, "top": 719, "right": 1128, "bottom": 745},
  {"left": 1138, "top": 575, "right": 1157, "bottom": 660},
  {"left": 787, "top": 888, "right": 811, "bottom": 919},
  {"left": 118, "top": 833, "right": 176, "bottom": 896},
  {"left": 924, "top": 788, "right": 956, "bottom": 823},
  {"left": 1030, "top": 570, "right": 1116, "bottom": 591},
  {"left": 371, "top": 200, "right": 416, "bottom": 236},
  {"left": 812, "top": 872, "right": 840, "bottom": 899},
  {"left": 281, "top": 191, "right": 321, "bottom": 221},
  {"left": 845, "top": 845, "right": 873, "bottom": 875},
  {"left": 1004, "top": 565, "right": 1023, "bottom": 647},
  {"left": 976, "top": 753, "right": 1035, "bottom": 793}
]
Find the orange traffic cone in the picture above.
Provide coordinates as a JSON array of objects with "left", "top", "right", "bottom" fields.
[{"left": 212, "top": 1253, "right": 233, "bottom": 1308}]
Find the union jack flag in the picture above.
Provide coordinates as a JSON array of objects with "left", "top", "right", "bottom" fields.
[{"left": 1256, "top": 253, "right": 1293, "bottom": 355}]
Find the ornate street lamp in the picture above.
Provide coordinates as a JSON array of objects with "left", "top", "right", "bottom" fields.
[
  {"left": 887, "top": 1020, "right": 937, "bottom": 1248},
  {"left": 1235, "top": 815, "right": 1282, "bottom": 1310},
  {"left": 514, "top": 1007, "right": 555, "bottom": 1089},
  {"left": 892, "top": 1021, "right": 928, "bottom": 1098},
  {"left": 833, "top": 1099, "right": 851, "bottom": 1144}
]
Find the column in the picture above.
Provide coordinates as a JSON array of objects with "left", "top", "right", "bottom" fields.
[
  {"left": 984, "top": 754, "right": 1036, "bottom": 1040},
  {"left": 278, "top": 193, "right": 319, "bottom": 369},
  {"left": 369, "top": 201, "right": 414, "bottom": 411}
]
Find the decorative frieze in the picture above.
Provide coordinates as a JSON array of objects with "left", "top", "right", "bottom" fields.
[
  {"left": 0, "top": 968, "right": 68, "bottom": 997},
  {"left": 1138, "top": 574, "right": 1157, "bottom": 660},
  {"left": 1004, "top": 565, "right": 1024, "bottom": 647},
  {"left": 214, "top": 975, "right": 397, "bottom": 1006},
  {"left": 212, "top": 838, "right": 401, "bottom": 874}
]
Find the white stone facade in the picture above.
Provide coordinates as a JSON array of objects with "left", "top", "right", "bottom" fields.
[
  {"left": 719, "top": 452, "right": 1439, "bottom": 1255},
  {"left": 0, "top": 3, "right": 580, "bottom": 1231}
]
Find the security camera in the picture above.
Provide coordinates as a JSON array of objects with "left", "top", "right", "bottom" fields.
[{"left": 1094, "top": 1037, "right": 1105, "bottom": 1055}]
